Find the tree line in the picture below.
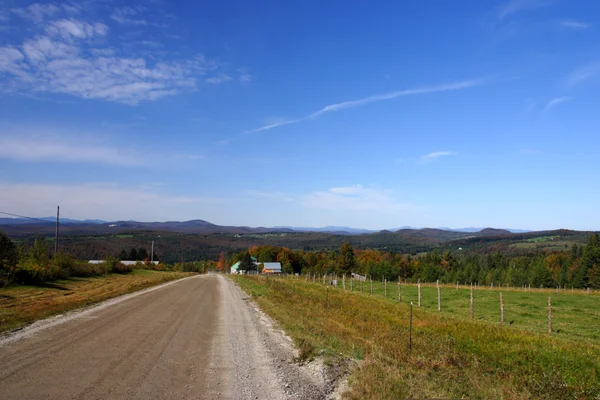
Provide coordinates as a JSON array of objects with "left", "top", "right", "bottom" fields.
[{"left": 226, "top": 234, "right": 600, "bottom": 288}]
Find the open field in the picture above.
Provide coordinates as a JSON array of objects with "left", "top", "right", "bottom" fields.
[
  {"left": 0, "top": 270, "right": 193, "bottom": 333},
  {"left": 232, "top": 275, "right": 600, "bottom": 399},
  {"left": 356, "top": 280, "right": 600, "bottom": 341}
]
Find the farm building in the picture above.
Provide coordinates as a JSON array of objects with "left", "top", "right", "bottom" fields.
[
  {"left": 262, "top": 262, "right": 282, "bottom": 274},
  {"left": 88, "top": 260, "right": 159, "bottom": 266},
  {"left": 230, "top": 256, "right": 259, "bottom": 274},
  {"left": 352, "top": 273, "right": 367, "bottom": 282}
]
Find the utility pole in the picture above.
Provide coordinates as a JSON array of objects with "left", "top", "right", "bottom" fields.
[
  {"left": 151, "top": 240, "right": 154, "bottom": 263},
  {"left": 54, "top": 205, "right": 59, "bottom": 255}
]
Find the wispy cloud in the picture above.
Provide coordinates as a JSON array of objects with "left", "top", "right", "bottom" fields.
[
  {"left": 301, "top": 185, "right": 412, "bottom": 214},
  {"left": 0, "top": 134, "right": 201, "bottom": 167},
  {"left": 543, "top": 97, "right": 572, "bottom": 113},
  {"left": 205, "top": 74, "right": 232, "bottom": 84},
  {"left": 248, "top": 78, "right": 485, "bottom": 133},
  {"left": 0, "top": 136, "right": 149, "bottom": 166},
  {"left": 0, "top": 182, "right": 225, "bottom": 222},
  {"left": 566, "top": 62, "right": 600, "bottom": 87},
  {"left": 497, "top": 0, "right": 551, "bottom": 20},
  {"left": 559, "top": 20, "right": 590, "bottom": 30},
  {"left": 0, "top": 13, "right": 243, "bottom": 104},
  {"left": 421, "top": 151, "right": 457, "bottom": 162},
  {"left": 111, "top": 6, "right": 148, "bottom": 26}
]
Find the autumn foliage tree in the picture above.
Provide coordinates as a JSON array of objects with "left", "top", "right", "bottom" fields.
[{"left": 217, "top": 251, "right": 227, "bottom": 272}]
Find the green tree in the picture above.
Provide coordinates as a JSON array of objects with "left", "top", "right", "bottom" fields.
[
  {"left": 338, "top": 243, "right": 356, "bottom": 274},
  {"left": 118, "top": 249, "right": 128, "bottom": 260},
  {"left": 128, "top": 248, "right": 138, "bottom": 261},
  {"left": 137, "top": 248, "right": 149, "bottom": 261},
  {"left": 0, "top": 232, "right": 18, "bottom": 273},
  {"left": 238, "top": 251, "right": 255, "bottom": 272},
  {"left": 581, "top": 233, "right": 600, "bottom": 288},
  {"left": 29, "top": 237, "right": 49, "bottom": 266}
]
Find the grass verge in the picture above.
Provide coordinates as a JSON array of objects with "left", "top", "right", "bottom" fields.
[
  {"left": 231, "top": 275, "right": 600, "bottom": 399},
  {"left": 0, "top": 270, "right": 193, "bottom": 332}
]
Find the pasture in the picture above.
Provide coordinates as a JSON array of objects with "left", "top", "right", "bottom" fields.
[{"left": 232, "top": 274, "right": 600, "bottom": 399}]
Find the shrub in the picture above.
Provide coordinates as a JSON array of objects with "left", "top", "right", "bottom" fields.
[
  {"left": 111, "top": 261, "right": 134, "bottom": 274},
  {"left": 68, "top": 261, "right": 109, "bottom": 277},
  {"left": 52, "top": 252, "right": 75, "bottom": 279},
  {"left": 11, "top": 263, "right": 61, "bottom": 285}
]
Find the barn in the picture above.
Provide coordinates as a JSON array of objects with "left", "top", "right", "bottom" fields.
[{"left": 262, "top": 262, "right": 282, "bottom": 274}]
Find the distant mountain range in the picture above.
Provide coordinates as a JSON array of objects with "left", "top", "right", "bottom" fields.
[{"left": 0, "top": 217, "right": 530, "bottom": 236}]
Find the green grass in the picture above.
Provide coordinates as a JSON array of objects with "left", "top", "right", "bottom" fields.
[
  {"left": 232, "top": 275, "right": 600, "bottom": 399},
  {"left": 0, "top": 270, "right": 193, "bottom": 333},
  {"left": 359, "top": 280, "right": 600, "bottom": 341}
]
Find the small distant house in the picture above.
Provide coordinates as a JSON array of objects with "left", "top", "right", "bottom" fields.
[
  {"left": 352, "top": 273, "right": 366, "bottom": 282},
  {"left": 262, "top": 262, "right": 282, "bottom": 274},
  {"left": 231, "top": 257, "right": 259, "bottom": 274}
]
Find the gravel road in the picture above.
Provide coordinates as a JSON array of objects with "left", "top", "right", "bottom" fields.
[{"left": 0, "top": 274, "right": 333, "bottom": 399}]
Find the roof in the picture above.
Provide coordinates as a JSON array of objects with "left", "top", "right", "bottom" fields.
[
  {"left": 231, "top": 261, "right": 241, "bottom": 270},
  {"left": 89, "top": 260, "right": 159, "bottom": 266},
  {"left": 263, "top": 262, "right": 282, "bottom": 271}
]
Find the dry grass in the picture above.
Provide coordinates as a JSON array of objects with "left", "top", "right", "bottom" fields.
[
  {"left": 232, "top": 275, "right": 600, "bottom": 399},
  {"left": 0, "top": 270, "right": 193, "bottom": 332}
]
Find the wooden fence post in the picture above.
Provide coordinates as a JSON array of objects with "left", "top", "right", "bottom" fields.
[
  {"left": 350, "top": 275, "right": 353, "bottom": 291},
  {"left": 548, "top": 297, "right": 552, "bottom": 334},
  {"left": 343, "top": 274, "right": 346, "bottom": 291},
  {"left": 370, "top": 276, "right": 373, "bottom": 295},
  {"left": 500, "top": 293, "right": 504, "bottom": 324},
  {"left": 437, "top": 287, "right": 441, "bottom": 312},
  {"left": 587, "top": 288, "right": 590, "bottom": 295},
  {"left": 418, "top": 280, "right": 421, "bottom": 307},
  {"left": 436, "top": 279, "right": 439, "bottom": 289},
  {"left": 456, "top": 281, "right": 459, "bottom": 290},
  {"left": 409, "top": 302, "right": 413, "bottom": 350},
  {"left": 470, "top": 284, "right": 474, "bottom": 319},
  {"left": 385, "top": 278, "right": 387, "bottom": 298},
  {"left": 398, "top": 282, "right": 402, "bottom": 302}
]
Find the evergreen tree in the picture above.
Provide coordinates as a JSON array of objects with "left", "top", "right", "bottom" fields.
[
  {"left": 0, "top": 232, "right": 18, "bottom": 271},
  {"left": 238, "top": 251, "right": 255, "bottom": 272},
  {"left": 128, "top": 248, "right": 138, "bottom": 261},
  {"left": 137, "top": 248, "right": 149, "bottom": 261}
]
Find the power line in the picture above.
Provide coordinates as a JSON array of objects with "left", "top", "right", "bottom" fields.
[
  {"left": 0, "top": 210, "right": 77, "bottom": 231},
  {"left": 0, "top": 211, "right": 58, "bottom": 225}
]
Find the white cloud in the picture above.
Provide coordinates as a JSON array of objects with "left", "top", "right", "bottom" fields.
[
  {"left": 566, "top": 62, "right": 600, "bottom": 87},
  {"left": 421, "top": 151, "right": 457, "bottom": 162},
  {"left": 0, "top": 136, "right": 148, "bottom": 166},
  {"left": 301, "top": 185, "right": 411, "bottom": 214},
  {"left": 248, "top": 78, "right": 485, "bottom": 133},
  {"left": 0, "top": 134, "right": 202, "bottom": 167},
  {"left": 46, "top": 19, "right": 108, "bottom": 40},
  {"left": 0, "top": 12, "right": 246, "bottom": 104},
  {"left": 205, "top": 74, "right": 232, "bottom": 84},
  {"left": 111, "top": 6, "right": 148, "bottom": 26},
  {"left": 559, "top": 20, "right": 590, "bottom": 30},
  {"left": 11, "top": 3, "right": 60, "bottom": 22},
  {"left": 498, "top": 0, "right": 551, "bottom": 20},
  {"left": 543, "top": 97, "right": 572, "bottom": 113},
  {"left": 0, "top": 182, "right": 225, "bottom": 222},
  {"left": 0, "top": 31, "right": 218, "bottom": 104}
]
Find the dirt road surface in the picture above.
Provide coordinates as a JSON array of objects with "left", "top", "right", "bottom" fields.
[{"left": 0, "top": 274, "right": 331, "bottom": 400}]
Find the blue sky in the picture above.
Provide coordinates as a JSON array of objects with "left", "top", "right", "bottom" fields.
[{"left": 1, "top": 0, "right": 599, "bottom": 230}]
